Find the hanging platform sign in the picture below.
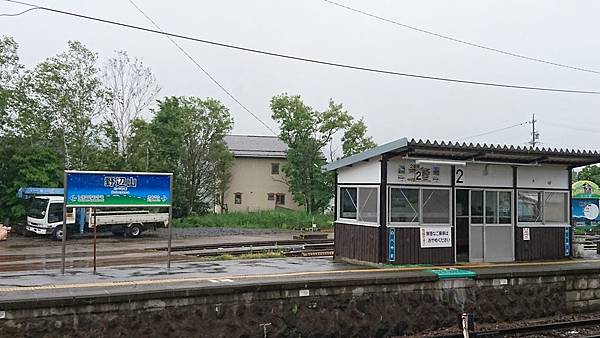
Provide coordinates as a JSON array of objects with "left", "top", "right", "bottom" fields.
[
  {"left": 420, "top": 226, "right": 452, "bottom": 248},
  {"left": 65, "top": 171, "right": 172, "bottom": 208}
]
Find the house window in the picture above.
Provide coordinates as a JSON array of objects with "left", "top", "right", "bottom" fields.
[
  {"left": 267, "top": 193, "right": 275, "bottom": 201},
  {"left": 271, "top": 163, "right": 280, "bottom": 175},
  {"left": 275, "top": 193, "right": 285, "bottom": 205},
  {"left": 338, "top": 186, "right": 379, "bottom": 224},
  {"left": 234, "top": 193, "right": 242, "bottom": 204},
  {"left": 518, "top": 190, "right": 568, "bottom": 224}
]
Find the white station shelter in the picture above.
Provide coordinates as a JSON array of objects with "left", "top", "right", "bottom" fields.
[{"left": 323, "top": 138, "right": 600, "bottom": 265}]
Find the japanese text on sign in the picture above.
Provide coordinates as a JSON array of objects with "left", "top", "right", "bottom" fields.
[{"left": 420, "top": 226, "right": 452, "bottom": 248}]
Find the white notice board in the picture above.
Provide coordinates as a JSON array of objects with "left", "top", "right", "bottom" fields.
[{"left": 420, "top": 226, "right": 452, "bottom": 248}]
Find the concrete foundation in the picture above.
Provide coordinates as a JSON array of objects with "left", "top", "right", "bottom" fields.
[{"left": 2, "top": 265, "right": 600, "bottom": 337}]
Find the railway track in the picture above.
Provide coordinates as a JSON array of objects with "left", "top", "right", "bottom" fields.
[
  {"left": 0, "top": 238, "right": 334, "bottom": 272},
  {"left": 435, "top": 318, "right": 600, "bottom": 338}
]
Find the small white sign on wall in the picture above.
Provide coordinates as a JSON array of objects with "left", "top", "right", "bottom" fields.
[
  {"left": 420, "top": 226, "right": 452, "bottom": 248},
  {"left": 523, "top": 228, "right": 530, "bottom": 241}
]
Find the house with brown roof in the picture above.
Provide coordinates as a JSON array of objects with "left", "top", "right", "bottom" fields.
[{"left": 218, "top": 135, "right": 302, "bottom": 213}]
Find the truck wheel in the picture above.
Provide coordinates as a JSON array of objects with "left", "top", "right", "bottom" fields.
[
  {"left": 52, "top": 226, "right": 66, "bottom": 241},
  {"left": 128, "top": 224, "right": 143, "bottom": 238}
]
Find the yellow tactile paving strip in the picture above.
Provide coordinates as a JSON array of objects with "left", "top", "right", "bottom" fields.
[{"left": 1, "top": 259, "right": 598, "bottom": 293}]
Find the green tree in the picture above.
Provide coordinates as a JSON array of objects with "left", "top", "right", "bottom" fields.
[
  {"left": 148, "top": 97, "right": 233, "bottom": 216},
  {"left": 16, "top": 40, "right": 106, "bottom": 170},
  {"left": 271, "top": 94, "right": 353, "bottom": 213},
  {"left": 577, "top": 165, "right": 600, "bottom": 185},
  {"left": 342, "top": 117, "right": 377, "bottom": 157}
]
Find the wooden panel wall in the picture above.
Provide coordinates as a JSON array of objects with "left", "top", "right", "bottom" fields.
[
  {"left": 515, "top": 227, "right": 566, "bottom": 260},
  {"left": 334, "top": 223, "right": 380, "bottom": 263},
  {"left": 393, "top": 228, "right": 455, "bottom": 265}
]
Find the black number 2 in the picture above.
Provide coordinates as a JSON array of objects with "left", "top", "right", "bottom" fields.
[
  {"left": 415, "top": 171, "right": 422, "bottom": 181},
  {"left": 455, "top": 168, "right": 464, "bottom": 184}
]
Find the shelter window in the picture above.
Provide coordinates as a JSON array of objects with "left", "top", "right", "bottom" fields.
[
  {"left": 338, "top": 186, "right": 379, "bottom": 223},
  {"left": 340, "top": 187, "right": 357, "bottom": 219},
  {"left": 267, "top": 193, "right": 274, "bottom": 201},
  {"left": 389, "top": 187, "right": 450, "bottom": 225},
  {"left": 471, "top": 190, "right": 484, "bottom": 224},
  {"left": 544, "top": 192, "right": 568, "bottom": 223},
  {"left": 390, "top": 188, "right": 419, "bottom": 223},
  {"left": 518, "top": 190, "right": 568, "bottom": 224},
  {"left": 234, "top": 193, "right": 242, "bottom": 204},
  {"left": 422, "top": 189, "right": 450, "bottom": 224},
  {"left": 484, "top": 191, "right": 512, "bottom": 225}
]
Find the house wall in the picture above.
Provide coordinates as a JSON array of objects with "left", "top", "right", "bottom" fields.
[{"left": 222, "top": 157, "right": 302, "bottom": 213}]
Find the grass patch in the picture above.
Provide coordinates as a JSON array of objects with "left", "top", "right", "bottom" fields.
[
  {"left": 174, "top": 209, "right": 333, "bottom": 230},
  {"left": 201, "top": 250, "right": 286, "bottom": 261}
]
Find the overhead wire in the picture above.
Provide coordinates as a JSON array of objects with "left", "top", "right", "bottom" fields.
[
  {"left": 455, "top": 121, "right": 530, "bottom": 142},
  {"left": 323, "top": 0, "right": 600, "bottom": 76},
  {"left": 3, "top": 0, "right": 600, "bottom": 95},
  {"left": 0, "top": 6, "right": 37, "bottom": 16},
  {"left": 126, "top": 0, "right": 277, "bottom": 135}
]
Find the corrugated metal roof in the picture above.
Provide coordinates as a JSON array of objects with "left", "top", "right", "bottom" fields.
[
  {"left": 224, "top": 135, "right": 288, "bottom": 158},
  {"left": 323, "top": 137, "right": 600, "bottom": 171}
]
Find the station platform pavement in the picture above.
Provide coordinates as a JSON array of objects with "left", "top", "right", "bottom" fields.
[{"left": 2, "top": 257, "right": 600, "bottom": 310}]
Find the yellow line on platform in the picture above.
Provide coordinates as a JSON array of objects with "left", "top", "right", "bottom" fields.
[{"left": 1, "top": 259, "right": 599, "bottom": 293}]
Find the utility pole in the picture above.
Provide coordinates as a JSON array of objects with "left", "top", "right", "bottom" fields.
[{"left": 529, "top": 113, "right": 539, "bottom": 148}]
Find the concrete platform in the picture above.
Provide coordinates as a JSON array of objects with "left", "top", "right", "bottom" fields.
[{"left": 2, "top": 257, "right": 600, "bottom": 308}]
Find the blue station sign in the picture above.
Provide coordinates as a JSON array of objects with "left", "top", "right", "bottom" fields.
[{"left": 65, "top": 171, "right": 172, "bottom": 208}]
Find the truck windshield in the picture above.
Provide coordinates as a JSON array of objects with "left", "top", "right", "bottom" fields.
[{"left": 28, "top": 198, "right": 49, "bottom": 219}]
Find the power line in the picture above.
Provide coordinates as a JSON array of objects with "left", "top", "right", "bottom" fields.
[
  {"left": 4, "top": 0, "right": 600, "bottom": 95},
  {"left": 540, "top": 119, "right": 600, "bottom": 135},
  {"left": 323, "top": 0, "right": 600, "bottom": 76},
  {"left": 126, "top": 0, "right": 276, "bottom": 135},
  {"left": 455, "top": 121, "right": 530, "bottom": 142},
  {"left": 0, "top": 6, "right": 37, "bottom": 16}
]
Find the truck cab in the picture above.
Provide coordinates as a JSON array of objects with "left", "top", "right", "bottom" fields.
[{"left": 26, "top": 196, "right": 76, "bottom": 240}]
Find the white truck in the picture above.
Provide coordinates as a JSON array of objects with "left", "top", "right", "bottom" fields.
[{"left": 26, "top": 195, "right": 169, "bottom": 241}]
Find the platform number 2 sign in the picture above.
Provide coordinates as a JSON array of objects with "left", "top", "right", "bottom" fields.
[{"left": 455, "top": 168, "right": 464, "bottom": 184}]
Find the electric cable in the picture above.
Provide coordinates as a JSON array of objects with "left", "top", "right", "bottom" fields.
[
  {"left": 4, "top": 0, "right": 600, "bottom": 95},
  {"left": 126, "top": 0, "right": 276, "bottom": 135},
  {"left": 455, "top": 121, "right": 530, "bottom": 142},
  {"left": 323, "top": 0, "right": 600, "bottom": 76}
]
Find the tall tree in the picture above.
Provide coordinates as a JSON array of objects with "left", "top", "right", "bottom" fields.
[
  {"left": 149, "top": 97, "right": 233, "bottom": 216},
  {"left": 0, "top": 36, "right": 22, "bottom": 132},
  {"left": 15, "top": 41, "right": 106, "bottom": 169},
  {"left": 271, "top": 94, "right": 353, "bottom": 213},
  {"left": 103, "top": 51, "right": 160, "bottom": 163},
  {"left": 342, "top": 117, "right": 377, "bottom": 157}
]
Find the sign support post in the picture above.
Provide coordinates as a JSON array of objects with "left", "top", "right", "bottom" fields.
[
  {"left": 93, "top": 207, "right": 97, "bottom": 274},
  {"left": 61, "top": 171, "right": 68, "bottom": 275},
  {"left": 167, "top": 175, "right": 173, "bottom": 272}
]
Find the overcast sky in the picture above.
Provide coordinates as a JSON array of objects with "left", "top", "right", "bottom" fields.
[{"left": 2, "top": 0, "right": 599, "bottom": 153}]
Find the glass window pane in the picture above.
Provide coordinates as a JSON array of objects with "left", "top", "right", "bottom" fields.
[
  {"left": 545, "top": 192, "right": 568, "bottom": 223},
  {"left": 498, "top": 191, "right": 512, "bottom": 224},
  {"left": 358, "top": 188, "right": 378, "bottom": 223},
  {"left": 485, "top": 191, "right": 498, "bottom": 224},
  {"left": 471, "top": 190, "right": 484, "bottom": 224},
  {"left": 422, "top": 189, "right": 450, "bottom": 224},
  {"left": 390, "top": 188, "right": 419, "bottom": 223},
  {"left": 340, "top": 187, "right": 357, "bottom": 219},
  {"left": 518, "top": 191, "right": 543, "bottom": 223},
  {"left": 456, "top": 190, "right": 469, "bottom": 217}
]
